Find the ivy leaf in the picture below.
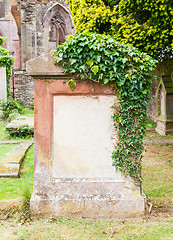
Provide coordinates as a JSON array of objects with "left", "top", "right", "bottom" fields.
[
  {"left": 79, "top": 65, "right": 86, "bottom": 71},
  {"left": 113, "top": 66, "right": 117, "bottom": 72},
  {"left": 91, "top": 65, "right": 99, "bottom": 74},
  {"left": 142, "top": 89, "right": 148, "bottom": 95},
  {"left": 99, "top": 73, "right": 103, "bottom": 80},
  {"left": 86, "top": 59, "right": 94, "bottom": 67},
  {"left": 103, "top": 78, "right": 109, "bottom": 84},
  {"left": 122, "top": 58, "right": 128, "bottom": 64},
  {"left": 97, "top": 55, "right": 101, "bottom": 62},
  {"left": 55, "top": 56, "right": 62, "bottom": 63},
  {"left": 70, "top": 58, "right": 77, "bottom": 65}
]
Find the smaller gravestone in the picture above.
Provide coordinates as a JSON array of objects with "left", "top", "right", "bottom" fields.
[
  {"left": 156, "top": 75, "right": 173, "bottom": 135},
  {"left": 0, "top": 66, "right": 7, "bottom": 117}
]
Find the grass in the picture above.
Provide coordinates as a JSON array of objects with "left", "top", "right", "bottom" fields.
[
  {"left": 0, "top": 144, "right": 19, "bottom": 163},
  {"left": 0, "top": 215, "right": 172, "bottom": 239},
  {"left": 22, "top": 108, "right": 34, "bottom": 116},
  {"left": 142, "top": 144, "right": 173, "bottom": 198},
  {"left": 0, "top": 117, "right": 172, "bottom": 202},
  {"left": 0, "top": 116, "right": 172, "bottom": 239},
  {"left": 0, "top": 144, "right": 34, "bottom": 200},
  {"left": 0, "top": 121, "right": 10, "bottom": 141}
]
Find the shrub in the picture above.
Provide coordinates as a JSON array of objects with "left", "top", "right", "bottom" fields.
[
  {"left": 0, "top": 98, "right": 23, "bottom": 120},
  {"left": 67, "top": 0, "right": 173, "bottom": 61},
  {"left": 0, "top": 38, "right": 14, "bottom": 96},
  {"left": 6, "top": 124, "right": 34, "bottom": 138}
]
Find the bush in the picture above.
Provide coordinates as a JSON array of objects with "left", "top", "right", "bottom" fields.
[
  {"left": 0, "top": 40, "right": 14, "bottom": 96},
  {"left": 67, "top": 0, "right": 173, "bottom": 61},
  {"left": 6, "top": 124, "right": 34, "bottom": 138},
  {"left": 0, "top": 98, "right": 24, "bottom": 120}
]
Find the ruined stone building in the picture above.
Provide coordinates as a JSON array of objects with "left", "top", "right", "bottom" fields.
[
  {"left": 1, "top": 1, "right": 172, "bottom": 124},
  {"left": 1, "top": 0, "right": 74, "bottom": 107}
]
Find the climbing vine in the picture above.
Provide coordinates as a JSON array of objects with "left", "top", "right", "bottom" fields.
[
  {"left": 54, "top": 33, "right": 157, "bottom": 184},
  {"left": 0, "top": 37, "right": 14, "bottom": 97}
]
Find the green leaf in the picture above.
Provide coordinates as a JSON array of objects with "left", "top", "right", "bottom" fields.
[
  {"left": 142, "top": 89, "right": 148, "bottom": 95},
  {"left": 103, "top": 78, "right": 109, "bottom": 84},
  {"left": 91, "top": 65, "right": 99, "bottom": 74},
  {"left": 55, "top": 57, "right": 62, "bottom": 63},
  {"left": 86, "top": 59, "right": 94, "bottom": 67},
  {"left": 69, "top": 58, "right": 77, "bottom": 65}
]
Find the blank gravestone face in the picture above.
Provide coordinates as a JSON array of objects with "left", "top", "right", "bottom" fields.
[{"left": 52, "top": 95, "right": 121, "bottom": 179}]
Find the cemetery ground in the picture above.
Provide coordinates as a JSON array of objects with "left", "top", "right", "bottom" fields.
[{"left": 0, "top": 115, "right": 172, "bottom": 239}]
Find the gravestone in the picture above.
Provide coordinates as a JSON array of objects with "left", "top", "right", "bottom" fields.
[
  {"left": 26, "top": 53, "right": 145, "bottom": 218},
  {"left": 0, "top": 66, "right": 7, "bottom": 116},
  {"left": 156, "top": 75, "right": 173, "bottom": 135}
]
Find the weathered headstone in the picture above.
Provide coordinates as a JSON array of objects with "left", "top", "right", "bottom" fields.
[
  {"left": 0, "top": 66, "right": 7, "bottom": 102},
  {"left": 26, "top": 53, "right": 145, "bottom": 218},
  {"left": 156, "top": 75, "right": 173, "bottom": 135},
  {"left": 0, "top": 66, "right": 7, "bottom": 117}
]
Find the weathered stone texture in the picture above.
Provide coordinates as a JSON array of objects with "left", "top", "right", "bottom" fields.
[
  {"left": 27, "top": 53, "right": 145, "bottom": 218},
  {"left": 14, "top": 71, "right": 34, "bottom": 107},
  {"left": 8, "top": 0, "right": 75, "bottom": 106},
  {"left": 16, "top": 0, "right": 74, "bottom": 69},
  {"left": 0, "top": 0, "right": 20, "bottom": 70},
  {"left": 147, "top": 60, "right": 173, "bottom": 122},
  {"left": 0, "top": 141, "right": 33, "bottom": 178},
  {"left": 0, "top": 67, "right": 7, "bottom": 103},
  {"left": 147, "top": 79, "right": 159, "bottom": 122}
]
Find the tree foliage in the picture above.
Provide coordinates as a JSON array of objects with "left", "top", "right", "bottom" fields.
[
  {"left": 54, "top": 32, "right": 157, "bottom": 184},
  {"left": 0, "top": 37, "right": 14, "bottom": 97},
  {"left": 67, "top": 0, "right": 173, "bottom": 61}
]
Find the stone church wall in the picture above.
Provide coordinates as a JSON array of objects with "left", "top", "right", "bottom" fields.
[
  {"left": 9, "top": 0, "right": 74, "bottom": 107},
  {"left": 14, "top": 71, "right": 34, "bottom": 108}
]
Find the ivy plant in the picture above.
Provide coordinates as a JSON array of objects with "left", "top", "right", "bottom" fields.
[
  {"left": 0, "top": 37, "right": 14, "bottom": 97},
  {"left": 54, "top": 33, "right": 157, "bottom": 185}
]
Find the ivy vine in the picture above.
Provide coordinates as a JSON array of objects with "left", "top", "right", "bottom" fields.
[
  {"left": 54, "top": 33, "right": 157, "bottom": 185},
  {"left": 0, "top": 37, "right": 14, "bottom": 97}
]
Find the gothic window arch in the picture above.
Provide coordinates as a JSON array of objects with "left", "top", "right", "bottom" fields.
[{"left": 43, "top": 3, "right": 75, "bottom": 51}]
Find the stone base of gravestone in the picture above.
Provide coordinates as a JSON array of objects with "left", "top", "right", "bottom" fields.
[
  {"left": 156, "top": 119, "right": 173, "bottom": 135},
  {"left": 26, "top": 53, "right": 145, "bottom": 218}
]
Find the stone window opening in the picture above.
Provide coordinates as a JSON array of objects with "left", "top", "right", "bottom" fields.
[{"left": 48, "top": 12, "right": 66, "bottom": 51}]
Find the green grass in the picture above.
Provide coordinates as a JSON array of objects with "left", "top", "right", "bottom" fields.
[
  {"left": 142, "top": 144, "right": 173, "bottom": 198},
  {"left": 0, "top": 216, "right": 172, "bottom": 240},
  {"left": 22, "top": 108, "right": 34, "bottom": 116},
  {"left": 0, "top": 117, "right": 172, "bottom": 238},
  {"left": 0, "top": 144, "right": 19, "bottom": 163},
  {"left": 0, "top": 144, "right": 34, "bottom": 200},
  {"left": 0, "top": 121, "right": 10, "bottom": 141}
]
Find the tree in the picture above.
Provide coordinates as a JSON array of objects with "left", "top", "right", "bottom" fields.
[{"left": 67, "top": 0, "right": 173, "bottom": 60}]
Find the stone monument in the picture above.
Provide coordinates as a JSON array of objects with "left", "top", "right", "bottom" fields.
[
  {"left": 0, "top": 66, "right": 7, "bottom": 116},
  {"left": 155, "top": 61, "right": 173, "bottom": 135},
  {"left": 26, "top": 53, "right": 145, "bottom": 218}
]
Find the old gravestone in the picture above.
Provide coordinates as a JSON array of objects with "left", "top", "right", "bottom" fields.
[
  {"left": 26, "top": 53, "right": 145, "bottom": 218},
  {"left": 0, "top": 66, "right": 7, "bottom": 116},
  {"left": 154, "top": 60, "right": 173, "bottom": 135}
]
